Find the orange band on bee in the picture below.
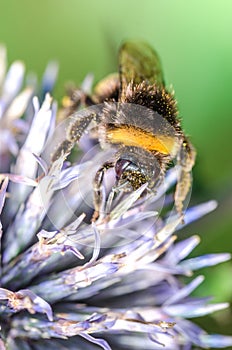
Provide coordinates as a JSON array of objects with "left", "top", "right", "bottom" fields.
[{"left": 106, "top": 125, "right": 176, "bottom": 155}]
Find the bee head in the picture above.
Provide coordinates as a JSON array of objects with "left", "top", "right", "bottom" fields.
[
  {"left": 115, "top": 158, "right": 148, "bottom": 191},
  {"left": 114, "top": 146, "right": 160, "bottom": 192}
]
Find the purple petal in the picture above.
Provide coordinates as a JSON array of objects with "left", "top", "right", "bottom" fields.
[
  {"left": 0, "top": 288, "right": 53, "bottom": 321},
  {"left": 0, "top": 287, "right": 13, "bottom": 299},
  {"left": 83, "top": 223, "right": 101, "bottom": 267},
  {"left": 164, "top": 276, "right": 204, "bottom": 306},
  {"left": 0, "top": 177, "right": 8, "bottom": 213},
  {"left": 0, "top": 339, "right": 6, "bottom": 350},
  {"left": 51, "top": 162, "right": 91, "bottom": 190},
  {"left": 0, "top": 173, "right": 37, "bottom": 187},
  {"left": 181, "top": 200, "right": 218, "bottom": 226},
  {"left": 109, "top": 183, "right": 148, "bottom": 221},
  {"left": 41, "top": 61, "right": 59, "bottom": 95},
  {"left": 156, "top": 216, "right": 182, "bottom": 243},
  {"left": 164, "top": 235, "right": 200, "bottom": 264},
  {"left": 4, "top": 87, "right": 33, "bottom": 120},
  {"left": 33, "top": 153, "right": 48, "bottom": 175},
  {"left": 16, "top": 289, "right": 53, "bottom": 321},
  {"left": 180, "top": 253, "right": 231, "bottom": 270},
  {"left": 2, "top": 61, "right": 25, "bottom": 103},
  {"left": 79, "top": 332, "right": 112, "bottom": 350},
  {"left": 81, "top": 73, "right": 94, "bottom": 94},
  {"left": 164, "top": 301, "right": 229, "bottom": 318},
  {"left": 200, "top": 334, "right": 232, "bottom": 348},
  {"left": 0, "top": 45, "right": 7, "bottom": 89},
  {"left": 61, "top": 245, "right": 84, "bottom": 259},
  {"left": 38, "top": 227, "right": 85, "bottom": 258}
]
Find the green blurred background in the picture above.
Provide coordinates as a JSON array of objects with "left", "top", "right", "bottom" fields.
[{"left": 1, "top": 0, "right": 232, "bottom": 339}]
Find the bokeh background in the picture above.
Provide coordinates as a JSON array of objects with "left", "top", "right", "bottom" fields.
[{"left": 1, "top": 0, "right": 232, "bottom": 340}]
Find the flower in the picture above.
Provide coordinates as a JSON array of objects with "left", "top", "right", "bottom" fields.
[{"left": 0, "top": 46, "right": 232, "bottom": 350}]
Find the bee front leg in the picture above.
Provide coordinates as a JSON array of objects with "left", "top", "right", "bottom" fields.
[
  {"left": 175, "top": 137, "right": 196, "bottom": 218},
  {"left": 92, "top": 161, "right": 115, "bottom": 222},
  {"left": 51, "top": 110, "right": 97, "bottom": 162}
]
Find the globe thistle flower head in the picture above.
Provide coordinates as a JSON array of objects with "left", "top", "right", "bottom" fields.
[{"left": 0, "top": 46, "right": 232, "bottom": 350}]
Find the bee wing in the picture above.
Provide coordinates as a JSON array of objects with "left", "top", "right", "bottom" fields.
[{"left": 119, "top": 40, "right": 165, "bottom": 95}]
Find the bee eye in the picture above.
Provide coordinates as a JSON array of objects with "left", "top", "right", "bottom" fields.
[{"left": 115, "top": 159, "right": 132, "bottom": 179}]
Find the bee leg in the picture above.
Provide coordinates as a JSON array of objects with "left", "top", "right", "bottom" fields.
[
  {"left": 61, "top": 90, "right": 94, "bottom": 118},
  {"left": 61, "top": 75, "right": 96, "bottom": 117},
  {"left": 175, "top": 137, "right": 196, "bottom": 218},
  {"left": 92, "top": 161, "right": 115, "bottom": 222},
  {"left": 51, "top": 110, "right": 98, "bottom": 162},
  {"left": 92, "top": 73, "right": 120, "bottom": 103}
]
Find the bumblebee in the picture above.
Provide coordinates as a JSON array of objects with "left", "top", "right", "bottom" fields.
[{"left": 53, "top": 40, "right": 196, "bottom": 221}]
